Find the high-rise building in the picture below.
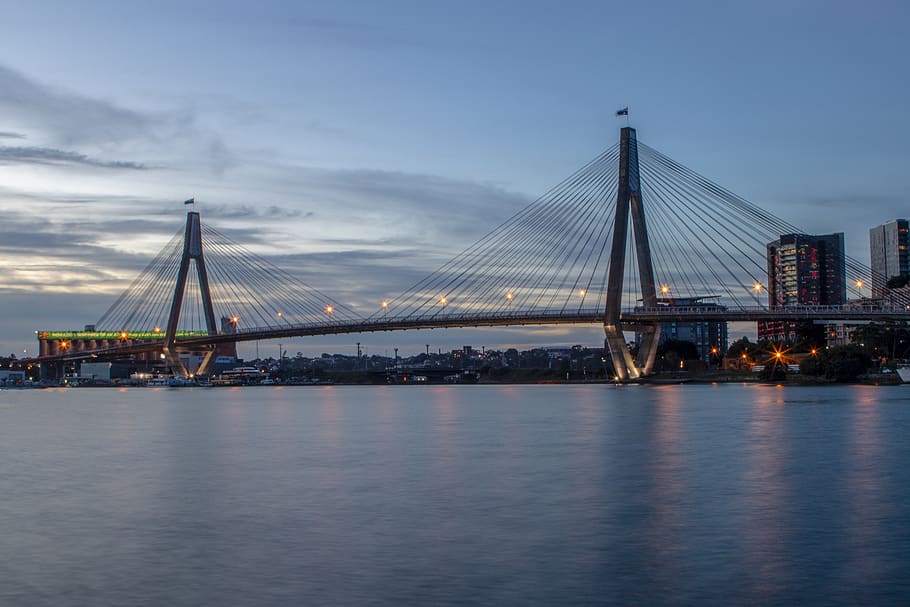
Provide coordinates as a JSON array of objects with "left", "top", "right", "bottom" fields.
[
  {"left": 759, "top": 233, "right": 846, "bottom": 341},
  {"left": 869, "top": 219, "right": 910, "bottom": 297}
]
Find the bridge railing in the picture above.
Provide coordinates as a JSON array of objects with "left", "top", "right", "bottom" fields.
[
  {"left": 626, "top": 304, "right": 910, "bottom": 318},
  {"left": 230, "top": 309, "right": 603, "bottom": 335}
]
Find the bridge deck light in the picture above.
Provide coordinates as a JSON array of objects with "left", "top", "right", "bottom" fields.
[
  {"left": 660, "top": 285, "right": 670, "bottom": 295},
  {"left": 381, "top": 300, "right": 389, "bottom": 309},
  {"left": 120, "top": 331, "right": 128, "bottom": 340},
  {"left": 231, "top": 316, "right": 239, "bottom": 324},
  {"left": 754, "top": 282, "right": 763, "bottom": 293},
  {"left": 277, "top": 311, "right": 283, "bottom": 318},
  {"left": 856, "top": 279, "right": 864, "bottom": 289},
  {"left": 506, "top": 292, "right": 513, "bottom": 301},
  {"left": 325, "top": 305, "right": 334, "bottom": 314},
  {"left": 439, "top": 296, "right": 447, "bottom": 305}
]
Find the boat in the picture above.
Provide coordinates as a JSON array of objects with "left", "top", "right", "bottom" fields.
[
  {"left": 167, "top": 377, "right": 196, "bottom": 387},
  {"left": 147, "top": 377, "right": 169, "bottom": 387}
]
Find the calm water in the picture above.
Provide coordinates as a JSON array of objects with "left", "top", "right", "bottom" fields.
[{"left": 1, "top": 383, "right": 910, "bottom": 606}]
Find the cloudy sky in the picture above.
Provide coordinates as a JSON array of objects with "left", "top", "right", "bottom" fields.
[{"left": 1, "top": 0, "right": 908, "bottom": 358}]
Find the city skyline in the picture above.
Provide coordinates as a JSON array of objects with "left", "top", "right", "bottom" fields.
[{"left": 1, "top": 0, "right": 909, "bottom": 357}]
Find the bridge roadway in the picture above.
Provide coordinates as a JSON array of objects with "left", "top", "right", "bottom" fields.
[{"left": 35, "top": 304, "right": 910, "bottom": 364}]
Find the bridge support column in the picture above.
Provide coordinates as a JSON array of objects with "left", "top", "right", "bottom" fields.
[
  {"left": 163, "top": 211, "right": 218, "bottom": 378},
  {"left": 603, "top": 126, "right": 661, "bottom": 380},
  {"left": 604, "top": 324, "right": 637, "bottom": 380},
  {"left": 196, "top": 348, "right": 216, "bottom": 376}
]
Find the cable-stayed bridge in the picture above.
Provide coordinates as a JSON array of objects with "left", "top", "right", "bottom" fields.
[{"left": 35, "top": 127, "right": 910, "bottom": 379}]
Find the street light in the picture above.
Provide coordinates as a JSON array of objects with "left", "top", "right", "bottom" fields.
[{"left": 660, "top": 284, "right": 670, "bottom": 295}]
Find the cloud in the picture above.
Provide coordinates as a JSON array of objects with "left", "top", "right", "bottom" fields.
[
  {"left": 0, "top": 64, "right": 154, "bottom": 146},
  {"left": 0, "top": 63, "right": 237, "bottom": 176},
  {"left": 0, "top": 131, "right": 25, "bottom": 139},
  {"left": 0, "top": 145, "right": 147, "bottom": 169},
  {"left": 202, "top": 203, "right": 312, "bottom": 220}
]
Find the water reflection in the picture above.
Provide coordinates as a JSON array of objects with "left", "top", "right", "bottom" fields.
[
  {"left": 845, "top": 387, "right": 887, "bottom": 591},
  {"left": 2, "top": 385, "right": 910, "bottom": 605},
  {"left": 644, "top": 386, "right": 686, "bottom": 594},
  {"left": 741, "top": 386, "right": 790, "bottom": 602}
]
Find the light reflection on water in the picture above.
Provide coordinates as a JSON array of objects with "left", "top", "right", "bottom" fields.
[{"left": 0, "top": 384, "right": 909, "bottom": 606}]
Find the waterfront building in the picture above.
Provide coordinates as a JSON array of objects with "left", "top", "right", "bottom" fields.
[
  {"left": 869, "top": 219, "right": 910, "bottom": 298},
  {"left": 636, "top": 296, "right": 728, "bottom": 363},
  {"left": 759, "top": 232, "right": 846, "bottom": 341}
]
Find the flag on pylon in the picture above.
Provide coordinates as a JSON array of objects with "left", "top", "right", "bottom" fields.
[
  {"left": 184, "top": 198, "right": 195, "bottom": 205},
  {"left": 616, "top": 107, "right": 629, "bottom": 116}
]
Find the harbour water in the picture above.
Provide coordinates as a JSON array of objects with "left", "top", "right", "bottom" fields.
[{"left": 1, "top": 384, "right": 909, "bottom": 606}]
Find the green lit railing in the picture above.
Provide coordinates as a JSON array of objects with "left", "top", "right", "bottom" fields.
[{"left": 37, "top": 331, "right": 210, "bottom": 340}]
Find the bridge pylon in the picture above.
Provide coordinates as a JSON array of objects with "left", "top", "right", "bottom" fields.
[
  {"left": 604, "top": 127, "right": 660, "bottom": 380},
  {"left": 162, "top": 211, "right": 217, "bottom": 377}
]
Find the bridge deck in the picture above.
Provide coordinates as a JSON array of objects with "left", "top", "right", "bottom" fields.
[{"left": 34, "top": 305, "right": 910, "bottom": 364}]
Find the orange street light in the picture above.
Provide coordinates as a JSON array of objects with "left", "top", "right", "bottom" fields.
[
  {"left": 578, "top": 289, "right": 586, "bottom": 297},
  {"left": 754, "top": 282, "right": 763, "bottom": 293},
  {"left": 506, "top": 292, "right": 513, "bottom": 301},
  {"left": 660, "top": 284, "right": 670, "bottom": 295},
  {"left": 325, "top": 305, "right": 334, "bottom": 314}
]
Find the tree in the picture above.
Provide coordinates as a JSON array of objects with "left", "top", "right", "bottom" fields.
[
  {"left": 799, "top": 354, "right": 823, "bottom": 377},
  {"left": 852, "top": 321, "right": 910, "bottom": 363},
  {"left": 654, "top": 339, "right": 698, "bottom": 372},
  {"left": 726, "top": 337, "right": 753, "bottom": 360},
  {"left": 801, "top": 345, "right": 872, "bottom": 382},
  {"left": 657, "top": 339, "right": 698, "bottom": 361},
  {"left": 822, "top": 345, "right": 872, "bottom": 381},
  {"left": 792, "top": 321, "right": 825, "bottom": 352},
  {"left": 759, "top": 361, "right": 788, "bottom": 381}
]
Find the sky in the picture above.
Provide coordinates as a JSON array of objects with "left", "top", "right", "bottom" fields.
[{"left": 0, "top": 0, "right": 908, "bottom": 358}]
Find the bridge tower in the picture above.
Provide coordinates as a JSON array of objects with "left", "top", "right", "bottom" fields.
[
  {"left": 604, "top": 127, "right": 660, "bottom": 380},
  {"left": 162, "top": 211, "right": 218, "bottom": 377}
]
